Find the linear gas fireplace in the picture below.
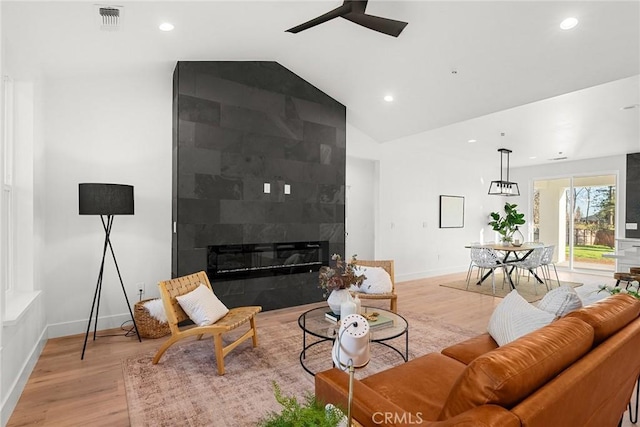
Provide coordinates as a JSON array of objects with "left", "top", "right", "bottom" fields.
[{"left": 207, "top": 241, "right": 329, "bottom": 281}]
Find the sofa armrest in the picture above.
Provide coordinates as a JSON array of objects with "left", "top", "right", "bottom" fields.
[
  {"left": 441, "top": 333, "right": 498, "bottom": 365},
  {"left": 315, "top": 369, "right": 519, "bottom": 427},
  {"left": 316, "top": 368, "right": 412, "bottom": 427}
]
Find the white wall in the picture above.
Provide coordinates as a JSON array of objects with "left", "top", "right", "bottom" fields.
[
  {"left": 345, "top": 123, "right": 381, "bottom": 259},
  {"left": 43, "top": 67, "right": 173, "bottom": 337},
  {"left": 345, "top": 156, "right": 376, "bottom": 259},
  {"left": 345, "top": 127, "right": 506, "bottom": 282},
  {"left": 0, "top": 3, "right": 5, "bottom": 423}
]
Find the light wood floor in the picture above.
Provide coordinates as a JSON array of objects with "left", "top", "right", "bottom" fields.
[{"left": 7, "top": 270, "right": 635, "bottom": 426}]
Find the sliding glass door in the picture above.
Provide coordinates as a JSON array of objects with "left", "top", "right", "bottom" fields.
[
  {"left": 570, "top": 175, "right": 616, "bottom": 271},
  {"left": 533, "top": 174, "right": 616, "bottom": 271}
]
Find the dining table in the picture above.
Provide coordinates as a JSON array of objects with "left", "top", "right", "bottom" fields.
[{"left": 465, "top": 243, "right": 545, "bottom": 289}]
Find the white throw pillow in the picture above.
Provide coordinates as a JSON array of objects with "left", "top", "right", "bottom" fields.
[
  {"left": 176, "top": 283, "right": 229, "bottom": 326},
  {"left": 487, "top": 290, "right": 555, "bottom": 346},
  {"left": 352, "top": 266, "right": 392, "bottom": 294},
  {"left": 143, "top": 298, "right": 168, "bottom": 323},
  {"left": 537, "top": 285, "right": 583, "bottom": 318}
]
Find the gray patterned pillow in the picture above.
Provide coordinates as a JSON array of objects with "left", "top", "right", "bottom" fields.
[{"left": 537, "top": 285, "right": 583, "bottom": 318}]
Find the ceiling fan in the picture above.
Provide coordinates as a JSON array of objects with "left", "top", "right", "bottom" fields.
[{"left": 286, "top": 0, "right": 408, "bottom": 38}]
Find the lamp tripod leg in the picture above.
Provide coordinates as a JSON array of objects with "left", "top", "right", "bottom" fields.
[
  {"left": 105, "top": 221, "right": 141, "bottom": 342},
  {"left": 81, "top": 216, "right": 111, "bottom": 360}
]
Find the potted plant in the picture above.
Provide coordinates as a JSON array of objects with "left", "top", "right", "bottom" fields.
[
  {"left": 318, "top": 254, "right": 365, "bottom": 314},
  {"left": 598, "top": 281, "right": 640, "bottom": 299},
  {"left": 489, "top": 203, "right": 526, "bottom": 245},
  {"left": 258, "top": 382, "right": 346, "bottom": 427}
]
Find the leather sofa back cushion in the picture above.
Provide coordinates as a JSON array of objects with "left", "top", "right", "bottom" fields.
[
  {"left": 441, "top": 333, "right": 499, "bottom": 365},
  {"left": 565, "top": 293, "right": 640, "bottom": 345},
  {"left": 438, "top": 317, "right": 594, "bottom": 420}
]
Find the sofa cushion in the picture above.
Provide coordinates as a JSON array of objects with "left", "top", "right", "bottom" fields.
[
  {"left": 565, "top": 293, "right": 640, "bottom": 345},
  {"left": 537, "top": 285, "right": 583, "bottom": 317},
  {"left": 439, "top": 317, "right": 594, "bottom": 420},
  {"left": 361, "top": 352, "right": 466, "bottom": 421},
  {"left": 487, "top": 290, "right": 556, "bottom": 346},
  {"left": 441, "top": 333, "right": 498, "bottom": 365}
]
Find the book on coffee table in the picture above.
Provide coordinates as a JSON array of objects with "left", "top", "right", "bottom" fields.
[
  {"left": 366, "top": 314, "right": 394, "bottom": 330},
  {"left": 325, "top": 311, "right": 340, "bottom": 323}
]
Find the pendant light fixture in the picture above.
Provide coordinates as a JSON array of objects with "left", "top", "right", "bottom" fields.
[{"left": 488, "top": 148, "right": 520, "bottom": 196}]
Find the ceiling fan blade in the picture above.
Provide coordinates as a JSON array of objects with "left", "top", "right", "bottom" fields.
[
  {"left": 286, "top": 3, "right": 352, "bottom": 34},
  {"left": 342, "top": 12, "right": 408, "bottom": 37},
  {"left": 346, "top": 0, "right": 368, "bottom": 14}
]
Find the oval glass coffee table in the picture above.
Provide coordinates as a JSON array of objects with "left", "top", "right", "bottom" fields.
[{"left": 298, "top": 306, "right": 408, "bottom": 376}]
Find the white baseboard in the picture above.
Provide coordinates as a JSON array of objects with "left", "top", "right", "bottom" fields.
[
  {"left": 1, "top": 326, "right": 47, "bottom": 427},
  {"left": 47, "top": 312, "right": 134, "bottom": 339}
]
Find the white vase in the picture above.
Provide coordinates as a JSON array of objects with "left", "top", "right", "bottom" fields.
[{"left": 327, "top": 289, "right": 350, "bottom": 315}]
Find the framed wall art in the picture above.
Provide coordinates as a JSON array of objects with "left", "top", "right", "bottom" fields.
[{"left": 439, "top": 195, "right": 464, "bottom": 228}]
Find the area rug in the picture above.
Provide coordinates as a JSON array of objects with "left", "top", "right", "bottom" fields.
[
  {"left": 122, "top": 312, "right": 477, "bottom": 427},
  {"left": 440, "top": 274, "right": 583, "bottom": 302}
]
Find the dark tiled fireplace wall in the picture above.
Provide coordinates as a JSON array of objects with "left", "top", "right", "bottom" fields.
[
  {"left": 172, "top": 61, "right": 346, "bottom": 311},
  {"left": 626, "top": 153, "right": 640, "bottom": 239}
]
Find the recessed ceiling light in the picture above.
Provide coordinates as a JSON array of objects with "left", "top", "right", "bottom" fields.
[
  {"left": 529, "top": 156, "right": 537, "bottom": 160},
  {"left": 383, "top": 95, "right": 394, "bottom": 102},
  {"left": 467, "top": 139, "right": 476, "bottom": 143},
  {"left": 159, "top": 22, "right": 174, "bottom": 31},
  {"left": 560, "top": 17, "right": 578, "bottom": 30}
]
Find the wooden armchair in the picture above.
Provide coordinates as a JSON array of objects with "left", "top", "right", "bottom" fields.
[
  {"left": 351, "top": 260, "right": 397, "bottom": 312},
  {"left": 152, "top": 271, "right": 261, "bottom": 375}
]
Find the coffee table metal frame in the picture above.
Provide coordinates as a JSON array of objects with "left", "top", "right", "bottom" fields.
[{"left": 298, "top": 306, "right": 409, "bottom": 376}]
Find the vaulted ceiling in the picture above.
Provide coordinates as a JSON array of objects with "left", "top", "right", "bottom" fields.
[{"left": 2, "top": 1, "right": 639, "bottom": 167}]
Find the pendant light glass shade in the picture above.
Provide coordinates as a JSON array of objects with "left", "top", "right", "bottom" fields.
[{"left": 488, "top": 148, "right": 520, "bottom": 196}]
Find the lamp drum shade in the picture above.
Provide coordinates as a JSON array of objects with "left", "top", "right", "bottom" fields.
[{"left": 79, "top": 183, "right": 134, "bottom": 215}]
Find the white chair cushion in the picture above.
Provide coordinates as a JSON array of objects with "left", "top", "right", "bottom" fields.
[
  {"left": 537, "top": 285, "right": 583, "bottom": 317},
  {"left": 176, "top": 283, "right": 229, "bottom": 326},
  {"left": 352, "top": 266, "right": 392, "bottom": 294},
  {"left": 487, "top": 290, "right": 555, "bottom": 346}
]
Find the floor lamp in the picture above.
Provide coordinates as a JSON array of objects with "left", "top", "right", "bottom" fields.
[
  {"left": 332, "top": 313, "right": 371, "bottom": 426},
  {"left": 79, "top": 183, "right": 141, "bottom": 360}
]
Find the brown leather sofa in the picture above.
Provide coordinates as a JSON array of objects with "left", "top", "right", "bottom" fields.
[{"left": 315, "top": 294, "right": 640, "bottom": 426}]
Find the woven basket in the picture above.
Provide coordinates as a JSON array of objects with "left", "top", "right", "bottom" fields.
[{"left": 134, "top": 298, "right": 170, "bottom": 339}]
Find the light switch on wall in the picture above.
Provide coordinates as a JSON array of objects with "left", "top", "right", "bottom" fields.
[
  {"left": 626, "top": 223, "right": 638, "bottom": 230},
  {"left": 264, "top": 183, "right": 271, "bottom": 194},
  {"left": 284, "top": 184, "right": 291, "bottom": 195}
]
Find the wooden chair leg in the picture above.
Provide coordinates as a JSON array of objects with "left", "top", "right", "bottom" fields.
[
  {"left": 390, "top": 298, "right": 397, "bottom": 313},
  {"left": 214, "top": 334, "right": 225, "bottom": 376},
  {"left": 152, "top": 335, "right": 181, "bottom": 364},
  {"left": 250, "top": 316, "right": 259, "bottom": 347}
]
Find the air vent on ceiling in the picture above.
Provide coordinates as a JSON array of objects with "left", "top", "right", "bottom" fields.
[
  {"left": 96, "top": 5, "right": 123, "bottom": 31},
  {"left": 549, "top": 156, "right": 568, "bottom": 161}
]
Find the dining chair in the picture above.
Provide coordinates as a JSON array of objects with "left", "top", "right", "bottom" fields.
[
  {"left": 465, "top": 242, "right": 485, "bottom": 284},
  {"left": 466, "top": 247, "right": 506, "bottom": 295},
  {"left": 511, "top": 246, "right": 548, "bottom": 294},
  {"left": 540, "top": 245, "right": 560, "bottom": 288}
]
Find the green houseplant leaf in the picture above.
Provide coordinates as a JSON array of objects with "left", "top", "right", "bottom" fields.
[
  {"left": 258, "top": 382, "right": 345, "bottom": 427},
  {"left": 488, "top": 203, "right": 526, "bottom": 242}
]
